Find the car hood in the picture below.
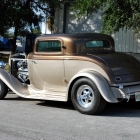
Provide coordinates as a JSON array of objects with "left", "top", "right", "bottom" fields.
[{"left": 88, "top": 52, "right": 140, "bottom": 76}]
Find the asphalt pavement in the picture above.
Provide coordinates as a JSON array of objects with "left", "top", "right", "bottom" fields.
[{"left": 0, "top": 92, "right": 140, "bottom": 140}]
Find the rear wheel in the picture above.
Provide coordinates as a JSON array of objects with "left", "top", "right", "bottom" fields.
[
  {"left": 0, "top": 79, "right": 8, "bottom": 99},
  {"left": 71, "top": 78, "right": 106, "bottom": 115}
]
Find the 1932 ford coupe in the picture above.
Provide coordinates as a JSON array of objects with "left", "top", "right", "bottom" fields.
[{"left": 0, "top": 33, "right": 140, "bottom": 115}]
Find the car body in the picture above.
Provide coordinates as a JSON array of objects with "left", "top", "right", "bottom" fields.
[{"left": 0, "top": 33, "right": 140, "bottom": 114}]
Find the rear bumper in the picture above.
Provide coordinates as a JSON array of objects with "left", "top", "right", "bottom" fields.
[{"left": 111, "top": 84, "right": 140, "bottom": 102}]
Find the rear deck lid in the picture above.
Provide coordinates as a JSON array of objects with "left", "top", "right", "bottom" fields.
[{"left": 90, "top": 52, "right": 140, "bottom": 76}]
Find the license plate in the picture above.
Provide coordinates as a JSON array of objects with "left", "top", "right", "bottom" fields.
[{"left": 135, "top": 92, "right": 140, "bottom": 102}]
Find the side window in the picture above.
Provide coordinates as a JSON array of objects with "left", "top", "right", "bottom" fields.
[
  {"left": 37, "top": 41, "right": 61, "bottom": 52},
  {"left": 86, "top": 40, "right": 110, "bottom": 48}
]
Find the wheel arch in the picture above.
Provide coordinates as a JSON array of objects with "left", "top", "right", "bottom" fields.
[
  {"left": 67, "top": 70, "right": 119, "bottom": 103},
  {"left": 67, "top": 76, "right": 84, "bottom": 101}
]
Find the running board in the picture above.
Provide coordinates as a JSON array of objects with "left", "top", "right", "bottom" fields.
[{"left": 0, "top": 69, "right": 67, "bottom": 101}]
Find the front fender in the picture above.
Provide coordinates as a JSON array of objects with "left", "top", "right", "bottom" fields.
[
  {"left": 67, "top": 70, "right": 119, "bottom": 103},
  {"left": 0, "top": 69, "right": 30, "bottom": 97}
]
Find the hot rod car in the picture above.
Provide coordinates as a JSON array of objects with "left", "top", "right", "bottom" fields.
[{"left": 0, "top": 33, "right": 140, "bottom": 115}]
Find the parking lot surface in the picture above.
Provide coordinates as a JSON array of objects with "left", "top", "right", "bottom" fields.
[{"left": 0, "top": 92, "right": 140, "bottom": 140}]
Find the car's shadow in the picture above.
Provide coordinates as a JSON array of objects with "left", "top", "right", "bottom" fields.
[
  {"left": 100, "top": 100, "right": 140, "bottom": 117},
  {"left": 5, "top": 92, "right": 140, "bottom": 117},
  {"left": 37, "top": 100, "right": 75, "bottom": 110},
  {"left": 37, "top": 100, "right": 140, "bottom": 117},
  {"left": 25, "top": 99, "right": 140, "bottom": 117}
]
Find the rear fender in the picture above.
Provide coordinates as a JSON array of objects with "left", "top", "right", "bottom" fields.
[{"left": 67, "top": 70, "right": 119, "bottom": 103}]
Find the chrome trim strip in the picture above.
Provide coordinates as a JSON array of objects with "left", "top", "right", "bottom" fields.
[
  {"left": 111, "top": 81, "right": 140, "bottom": 87},
  {"left": 10, "top": 58, "right": 27, "bottom": 61}
]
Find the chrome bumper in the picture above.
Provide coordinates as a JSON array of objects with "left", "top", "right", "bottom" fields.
[{"left": 111, "top": 84, "right": 140, "bottom": 102}]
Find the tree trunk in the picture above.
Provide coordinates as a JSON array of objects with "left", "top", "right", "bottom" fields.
[
  {"left": 50, "top": 6, "right": 55, "bottom": 34},
  {"left": 11, "top": 20, "right": 19, "bottom": 54}
]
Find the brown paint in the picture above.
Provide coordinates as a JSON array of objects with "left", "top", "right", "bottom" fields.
[{"left": 27, "top": 33, "right": 140, "bottom": 84}]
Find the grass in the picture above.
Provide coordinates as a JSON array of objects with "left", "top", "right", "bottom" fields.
[{"left": 4, "top": 65, "right": 9, "bottom": 72}]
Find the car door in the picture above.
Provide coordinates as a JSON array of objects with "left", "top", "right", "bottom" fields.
[{"left": 29, "top": 38, "right": 66, "bottom": 92}]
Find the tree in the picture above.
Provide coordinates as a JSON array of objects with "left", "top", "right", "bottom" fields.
[
  {"left": 0, "top": 0, "right": 67, "bottom": 53},
  {"left": 71, "top": 0, "right": 140, "bottom": 33},
  {"left": 32, "top": 26, "right": 41, "bottom": 35},
  {"left": 47, "top": 17, "right": 54, "bottom": 34}
]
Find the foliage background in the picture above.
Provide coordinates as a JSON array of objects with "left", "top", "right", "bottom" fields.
[{"left": 71, "top": 0, "right": 140, "bottom": 33}]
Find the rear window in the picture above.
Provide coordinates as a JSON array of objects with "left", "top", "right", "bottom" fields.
[{"left": 86, "top": 40, "right": 110, "bottom": 48}]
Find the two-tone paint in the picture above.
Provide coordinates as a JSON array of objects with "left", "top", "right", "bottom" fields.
[{"left": 1, "top": 33, "right": 140, "bottom": 103}]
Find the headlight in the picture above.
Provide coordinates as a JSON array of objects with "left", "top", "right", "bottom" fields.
[{"left": 0, "top": 61, "right": 6, "bottom": 69}]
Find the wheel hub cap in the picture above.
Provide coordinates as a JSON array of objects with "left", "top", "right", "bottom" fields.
[{"left": 77, "top": 85, "right": 94, "bottom": 108}]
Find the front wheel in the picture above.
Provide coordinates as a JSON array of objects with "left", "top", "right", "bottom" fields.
[
  {"left": 71, "top": 78, "right": 106, "bottom": 115},
  {"left": 0, "top": 79, "right": 8, "bottom": 99}
]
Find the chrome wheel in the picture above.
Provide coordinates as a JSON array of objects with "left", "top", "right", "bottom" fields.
[
  {"left": 77, "top": 85, "right": 94, "bottom": 108},
  {"left": 71, "top": 78, "right": 106, "bottom": 114}
]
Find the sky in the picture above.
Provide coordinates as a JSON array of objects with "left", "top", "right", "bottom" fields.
[
  {"left": 8, "top": 22, "right": 51, "bottom": 35},
  {"left": 41, "top": 22, "right": 51, "bottom": 34}
]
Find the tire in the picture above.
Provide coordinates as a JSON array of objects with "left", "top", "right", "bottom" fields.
[
  {"left": 71, "top": 78, "right": 106, "bottom": 115},
  {"left": 0, "top": 79, "right": 8, "bottom": 99}
]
